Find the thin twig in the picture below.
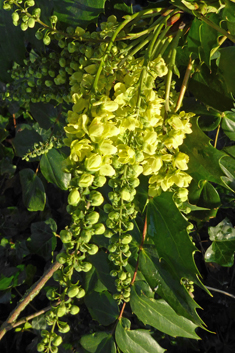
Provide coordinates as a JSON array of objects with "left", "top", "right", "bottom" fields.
[
  {"left": 214, "top": 124, "right": 220, "bottom": 148},
  {"left": 14, "top": 287, "right": 38, "bottom": 312},
  {"left": 175, "top": 56, "right": 193, "bottom": 113},
  {"left": 4, "top": 302, "right": 60, "bottom": 332},
  {"left": 0, "top": 260, "right": 62, "bottom": 341},
  {"left": 205, "top": 286, "right": 235, "bottom": 299}
]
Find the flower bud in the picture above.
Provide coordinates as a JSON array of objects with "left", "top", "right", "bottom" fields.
[
  {"left": 12, "top": 12, "right": 19, "bottom": 22},
  {"left": 122, "top": 235, "right": 132, "bottom": 244},
  {"left": 80, "top": 230, "right": 92, "bottom": 243},
  {"left": 79, "top": 173, "right": 94, "bottom": 188},
  {"left": 67, "top": 286, "right": 79, "bottom": 298},
  {"left": 85, "top": 153, "right": 102, "bottom": 172},
  {"left": 87, "top": 244, "right": 99, "bottom": 255},
  {"left": 120, "top": 188, "right": 131, "bottom": 201},
  {"left": 81, "top": 263, "right": 92, "bottom": 272},
  {"left": 57, "top": 304, "right": 67, "bottom": 317},
  {"left": 35, "top": 30, "right": 43, "bottom": 40},
  {"left": 93, "top": 175, "right": 106, "bottom": 187},
  {"left": 52, "top": 335, "right": 62, "bottom": 347},
  {"left": 93, "top": 223, "right": 105, "bottom": 235},
  {"left": 32, "top": 8, "right": 41, "bottom": 17},
  {"left": 70, "top": 305, "right": 80, "bottom": 315},
  {"left": 28, "top": 18, "right": 35, "bottom": 28},
  {"left": 86, "top": 211, "right": 99, "bottom": 225},
  {"left": 68, "top": 189, "right": 81, "bottom": 206},
  {"left": 89, "top": 191, "right": 104, "bottom": 206},
  {"left": 75, "top": 26, "right": 85, "bottom": 36},
  {"left": 58, "top": 322, "right": 70, "bottom": 333},
  {"left": 43, "top": 35, "right": 51, "bottom": 45},
  {"left": 60, "top": 230, "right": 72, "bottom": 243}
]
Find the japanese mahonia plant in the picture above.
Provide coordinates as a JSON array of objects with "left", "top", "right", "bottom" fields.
[{"left": 2, "top": 1, "right": 201, "bottom": 352}]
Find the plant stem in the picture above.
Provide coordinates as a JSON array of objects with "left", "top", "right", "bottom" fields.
[
  {"left": 93, "top": 15, "right": 138, "bottom": 93},
  {"left": 117, "top": 215, "right": 147, "bottom": 322},
  {"left": 210, "top": 35, "right": 227, "bottom": 58},
  {"left": 205, "top": 286, "right": 235, "bottom": 299},
  {"left": 4, "top": 302, "right": 60, "bottom": 332},
  {"left": 175, "top": 56, "right": 193, "bottom": 113},
  {"left": 150, "top": 24, "right": 172, "bottom": 60},
  {"left": 119, "top": 34, "right": 153, "bottom": 67},
  {"left": 214, "top": 124, "right": 220, "bottom": 148},
  {"left": 0, "top": 260, "right": 62, "bottom": 341},
  {"left": 165, "top": 28, "right": 183, "bottom": 115}
]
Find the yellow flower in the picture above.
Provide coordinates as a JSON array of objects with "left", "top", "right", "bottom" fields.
[
  {"left": 70, "top": 139, "right": 93, "bottom": 161},
  {"left": 99, "top": 164, "right": 115, "bottom": 176},
  {"left": 85, "top": 153, "right": 102, "bottom": 172},
  {"left": 118, "top": 144, "right": 135, "bottom": 164},
  {"left": 173, "top": 152, "right": 189, "bottom": 170}
]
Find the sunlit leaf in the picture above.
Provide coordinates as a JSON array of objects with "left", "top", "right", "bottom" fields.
[
  {"left": 139, "top": 246, "right": 202, "bottom": 325},
  {"left": 130, "top": 283, "right": 200, "bottom": 339},
  {"left": 40, "top": 148, "right": 71, "bottom": 190},
  {"left": 205, "top": 218, "right": 235, "bottom": 266},
  {"left": 53, "top": 0, "right": 106, "bottom": 26},
  {"left": 115, "top": 318, "right": 165, "bottom": 353},
  {"left": 80, "top": 332, "right": 116, "bottom": 353},
  {"left": 147, "top": 192, "right": 203, "bottom": 289}
]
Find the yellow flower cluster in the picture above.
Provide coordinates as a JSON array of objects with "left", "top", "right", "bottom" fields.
[
  {"left": 61, "top": 15, "right": 194, "bottom": 301},
  {"left": 64, "top": 55, "right": 193, "bottom": 202}
]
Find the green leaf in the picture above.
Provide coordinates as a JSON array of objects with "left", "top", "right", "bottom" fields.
[
  {"left": 31, "top": 315, "right": 48, "bottom": 330},
  {"left": 139, "top": 245, "right": 202, "bottom": 325},
  {"left": 115, "top": 318, "right": 165, "bottom": 353},
  {"left": 219, "top": 155, "right": 235, "bottom": 192},
  {"left": 0, "top": 158, "right": 16, "bottom": 177},
  {"left": 0, "top": 275, "right": 14, "bottom": 291},
  {"left": 182, "top": 98, "right": 221, "bottom": 131},
  {"left": 205, "top": 218, "right": 235, "bottom": 267},
  {"left": 27, "top": 219, "right": 57, "bottom": 261},
  {"left": 0, "top": 265, "right": 25, "bottom": 291},
  {"left": 12, "top": 125, "right": 42, "bottom": 158},
  {"left": 40, "top": 148, "right": 71, "bottom": 190},
  {"left": 80, "top": 332, "right": 116, "bottom": 353},
  {"left": 0, "top": 128, "right": 8, "bottom": 143},
  {"left": 181, "top": 116, "right": 227, "bottom": 187},
  {"left": 114, "top": 0, "right": 133, "bottom": 14},
  {"left": 19, "top": 168, "right": 46, "bottom": 212},
  {"left": 221, "top": 110, "right": 235, "bottom": 141},
  {"left": 188, "top": 180, "right": 221, "bottom": 223},
  {"left": 130, "top": 284, "right": 199, "bottom": 339},
  {"left": 223, "top": 145, "right": 235, "bottom": 159},
  {"left": 187, "top": 15, "right": 219, "bottom": 67},
  {"left": 223, "top": 0, "right": 235, "bottom": 34},
  {"left": 0, "top": 5, "right": 25, "bottom": 82},
  {"left": 88, "top": 250, "right": 116, "bottom": 293},
  {"left": 30, "top": 103, "right": 59, "bottom": 130},
  {"left": 53, "top": 0, "right": 106, "bottom": 27},
  {"left": 188, "top": 64, "right": 234, "bottom": 111},
  {"left": 147, "top": 192, "right": 202, "bottom": 288},
  {"left": 84, "top": 290, "right": 119, "bottom": 326},
  {"left": 219, "top": 47, "right": 235, "bottom": 95}
]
